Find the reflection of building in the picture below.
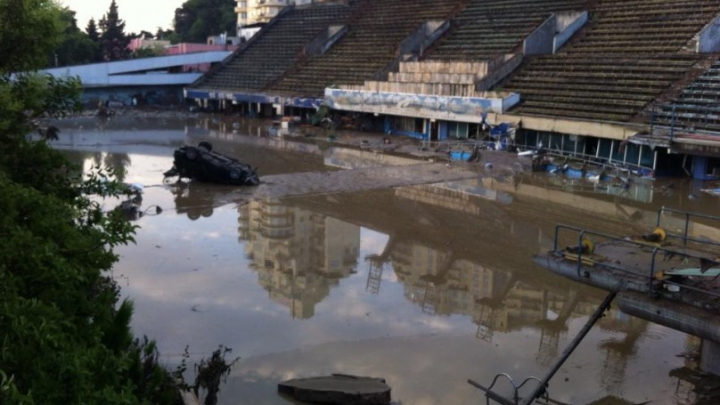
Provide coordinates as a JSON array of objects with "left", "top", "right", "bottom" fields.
[
  {"left": 389, "top": 239, "right": 603, "bottom": 362},
  {"left": 238, "top": 198, "right": 360, "bottom": 318}
]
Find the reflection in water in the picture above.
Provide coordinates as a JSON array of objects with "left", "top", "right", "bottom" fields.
[
  {"left": 54, "top": 121, "right": 720, "bottom": 404},
  {"left": 62, "top": 150, "right": 129, "bottom": 176},
  {"left": 238, "top": 199, "right": 360, "bottom": 318},
  {"left": 170, "top": 181, "right": 225, "bottom": 221},
  {"left": 278, "top": 181, "right": 657, "bottom": 388},
  {"left": 103, "top": 153, "right": 132, "bottom": 182}
]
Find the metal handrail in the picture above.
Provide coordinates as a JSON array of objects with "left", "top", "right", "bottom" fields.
[
  {"left": 655, "top": 206, "right": 720, "bottom": 247},
  {"left": 516, "top": 377, "right": 549, "bottom": 404},
  {"left": 552, "top": 224, "right": 720, "bottom": 300}
]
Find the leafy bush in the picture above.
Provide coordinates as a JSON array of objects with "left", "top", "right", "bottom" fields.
[{"left": 0, "top": 1, "right": 184, "bottom": 404}]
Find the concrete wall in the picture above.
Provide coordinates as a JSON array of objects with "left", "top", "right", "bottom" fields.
[
  {"left": 554, "top": 11, "right": 588, "bottom": 53},
  {"left": 492, "top": 112, "right": 641, "bottom": 141},
  {"left": 304, "top": 25, "right": 347, "bottom": 56},
  {"left": 398, "top": 20, "right": 449, "bottom": 57},
  {"left": 698, "top": 16, "right": 720, "bottom": 53},
  {"left": 325, "top": 88, "right": 519, "bottom": 122},
  {"left": 400, "top": 61, "right": 491, "bottom": 75},
  {"left": 477, "top": 54, "right": 523, "bottom": 91},
  {"left": 373, "top": 20, "right": 449, "bottom": 81},
  {"left": 502, "top": 93, "right": 522, "bottom": 112},
  {"left": 389, "top": 72, "right": 476, "bottom": 84},
  {"left": 524, "top": 15, "right": 556, "bottom": 56},
  {"left": 359, "top": 81, "right": 478, "bottom": 97}
]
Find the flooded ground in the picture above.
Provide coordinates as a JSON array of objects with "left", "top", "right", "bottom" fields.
[{"left": 53, "top": 116, "right": 720, "bottom": 405}]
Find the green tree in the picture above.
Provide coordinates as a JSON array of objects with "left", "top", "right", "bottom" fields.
[
  {"left": 173, "top": 0, "right": 236, "bottom": 43},
  {"left": 156, "top": 27, "right": 172, "bottom": 39},
  {"left": 52, "top": 7, "right": 98, "bottom": 67},
  {"left": 86, "top": 18, "right": 100, "bottom": 42},
  {"left": 99, "top": 0, "right": 130, "bottom": 61},
  {"left": 0, "top": 1, "right": 181, "bottom": 404},
  {"left": 0, "top": 0, "right": 62, "bottom": 72},
  {"left": 86, "top": 18, "right": 103, "bottom": 62}
]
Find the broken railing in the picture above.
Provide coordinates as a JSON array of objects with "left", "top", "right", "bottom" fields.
[
  {"left": 552, "top": 225, "right": 720, "bottom": 301},
  {"left": 655, "top": 206, "right": 720, "bottom": 247},
  {"left": 469, "top": 292, "right": 617, "bottom": 405}
]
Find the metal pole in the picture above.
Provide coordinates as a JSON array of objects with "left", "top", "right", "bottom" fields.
[
  {"left": 521, "top": 292, "right": 617, "bottom": 405},
  {"left": 653, "top": 149, "right": 658, "bottom": 172},
  {"left": 670, "top": 104, "right": 677, "bottom": 142},
  {"left": 649, "top": 104, "right": 655, "bottom": 137}
]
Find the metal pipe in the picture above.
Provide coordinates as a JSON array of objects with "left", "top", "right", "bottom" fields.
[
  {"left": 660, "top": 207, "right": 720, "bottom": 222},
  {"left": 650, "top": 247, "right": 659, "bottom": 293},
  {"left": 521, "top": 292, "right": 617, "bottom": 405},
  {"left": 577, "top": 231, "right": 585, "bottom": 278},
  {"left": 467, "top": 379, "right": 517, "bottom": 405},
  {"left": 653, "top": 149, "right": 658, "bottom": 172}
]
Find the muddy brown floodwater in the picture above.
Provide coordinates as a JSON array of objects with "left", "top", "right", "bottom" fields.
[{"left": 52, "top": 115, "right": 720, "bottom": 405}]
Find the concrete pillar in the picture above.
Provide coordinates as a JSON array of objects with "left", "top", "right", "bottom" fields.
[
  {"left": 701, "top": 340, "right": 720, "bottom": 376},
  {"left": 693, "top": 156, "right": 709, "bottom": 180}
]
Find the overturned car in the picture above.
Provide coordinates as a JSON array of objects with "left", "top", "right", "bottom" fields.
[{"left": 164, "top": 142, "right": 260, "bottom": 186}]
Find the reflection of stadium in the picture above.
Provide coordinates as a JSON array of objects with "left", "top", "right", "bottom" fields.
[{"left": 238, "top": 198, "right": 360, "bottom": 318}]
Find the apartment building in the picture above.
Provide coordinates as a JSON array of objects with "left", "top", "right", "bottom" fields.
[{"left": 236, "top": 0, "right": 327, "bottom": 27}]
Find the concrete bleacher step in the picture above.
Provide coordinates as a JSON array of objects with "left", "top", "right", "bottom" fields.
[
  {"left": 271, "top": 0, "right": 461, "bottom": 96},
  {"left": 194, "top": 3, "right": 353, "bottom": 92}
]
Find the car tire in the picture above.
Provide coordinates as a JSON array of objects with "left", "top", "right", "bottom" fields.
[
  {"left": 198, "top": 141, "right": 212, "bottom": 152},
  {"left": 185, "top": 147, "right": 199, "bottom": 161},
  {"left": 229, "top": 169, "right": 243, "bottom": 181}
]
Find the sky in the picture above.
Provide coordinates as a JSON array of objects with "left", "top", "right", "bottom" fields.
[{"left": 59, "top": 0, "right": 186, "bottom": 33}]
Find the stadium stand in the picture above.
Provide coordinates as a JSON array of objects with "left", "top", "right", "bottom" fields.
[
  {"left": 427, "top": 0, "right": 589, "bottom": 60},
  {"left": 270, "top": 0, "right": 461, "bottom": 97},
  {"left": 653, "top": 58, "right": 720, "bottom": 133},
  {"left": 501, "top": 0, "right": 720, "bottom": 122},
  {"left": 194, "top": 3, "right": 353, "bottom": 92}
]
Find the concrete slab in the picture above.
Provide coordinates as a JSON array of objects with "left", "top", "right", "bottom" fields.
[
  {"left": 278, "top": 374, "right": 391, "bottom": 405},
  {"left": 252, "top": 162, "right": 484, "bottom": 199}
]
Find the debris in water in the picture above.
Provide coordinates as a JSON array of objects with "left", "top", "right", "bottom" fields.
[
  {"left": 278, "top": 374, "right": 391, "bottom": 405},
  {"left": 163, "top": 142, "right": 260, "bottom": 186}
]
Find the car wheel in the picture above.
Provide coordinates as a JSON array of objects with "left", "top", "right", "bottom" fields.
[
  {"left": 229, "top": 169, "right": 243, "bottom": 181},
  {"left": 185, "top": 147, "right": 199, "bottom": 161},
  {"left": 198, "top": 141, "right": 212, "bottom": 152}
]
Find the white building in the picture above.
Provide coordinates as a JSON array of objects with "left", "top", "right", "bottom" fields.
[{"left": 236, "top": 0, "right": 329, "bottom": 28}]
